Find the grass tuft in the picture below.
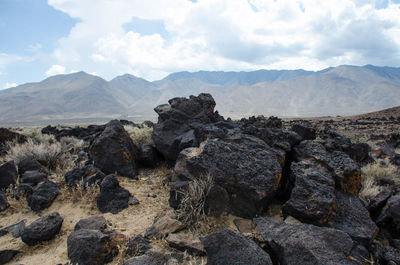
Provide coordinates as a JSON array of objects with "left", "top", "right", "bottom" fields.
[{"left": 124, "top": 125, "right": 153, "bottom": 146}]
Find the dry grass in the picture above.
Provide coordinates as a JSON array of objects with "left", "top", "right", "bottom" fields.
[
  {"left": 124, "top": 125, "right": 153, "bottom": 146},
  {"left": 176, "top": 174, "right": 214, "bottom": 227},
  {"left": 359, "top": 161, "right": 398, "bottom": 203}
]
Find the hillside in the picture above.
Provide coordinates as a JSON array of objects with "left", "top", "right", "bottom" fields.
[{"left": 1, "top": 65, "right": 400, "bottom": 124}]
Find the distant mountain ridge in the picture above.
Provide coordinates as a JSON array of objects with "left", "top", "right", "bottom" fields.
[{"left": 1, "top": 65, "right": 400, "bottom": 124}]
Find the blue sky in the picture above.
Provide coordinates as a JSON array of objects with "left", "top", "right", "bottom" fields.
[{"left": 1, "top": 0, "right": 400, "bottom": 89}]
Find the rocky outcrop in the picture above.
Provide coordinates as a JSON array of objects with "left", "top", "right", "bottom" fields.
[
  {"left": 152, "top": 93, "right": 224, "bottom": 163},
  {"left": 0, "top": 161, "right": 18, "bottom": 190},
  {"left": 67, "top": 229, "right": 119, "bottom": 265},
  {"left": 21, "top": 212, "right": 63, "bottom": 246},
  {"left": 89, "top": 120, "right": 139, "bottom": 179},
  {"left": 200, "top": 229, "right": 273, "bottom": 265},
  {"left": 254, "top": 217, "right": 357, "bottom": 265},
  {"left": 27, "top": 180, "right": 60, "bottom": 212},
  {"left": 97, "top": 175, "right": 138, "bottom": 214}
]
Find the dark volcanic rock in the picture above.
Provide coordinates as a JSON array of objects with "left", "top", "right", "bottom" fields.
[
  {"left": 144, "top": 217, "right": 184, "bottom": 239},
  {"left": 137, "top": 144, "right": 163, "bottom": 168},
  {"left": 89, "top": 120, "right": 139, "bottom": 179},
  {"left": 254, "top": 217, "right": 357, "bottom": 265},
  {"left": 17, "top": 158, "right": 45, "bottom": 176},
  {"left": 0, "top": 161, "right": 17, "bottom": 190},
  {"left": 282, "top": 161, "right": 336, "bottom": 225},
  {"left": 368, "top": 186, "right": 393, "bottom": 217},
  {"left": 0, "top": 249, "right": 20, "bottom": 264},
  {"left": 0, "top": 128, "right": 26, "bottom": 155},
  {"left": 200, "top": 229, "right": 273, "bottom": 265},
  {"left": 64, "top": 165, "right": 105, "bottom": 187},
  {"left": 239, "top": 115, "right": 282, "bottom": 129},
  {"left": 328, "top": 191, "right": 378, "bottom": 244},
  {"left": 166, "top": 233, "right": 205, "bottom": 255},
  {"left": 21, "top": 212, "right": 63, "bottom": 246},
  {"left": 20, "top": 170, "right": 47, "bottom": 185},
  {"left": 74, "top": 216, "right": 107, "bottom": 231},
  {"left": 122, "top": 252, "right": 182, "bottom": 265},
  {"left": 42, "top": 124, "right": 105, "bottom": 141},
  {"left": 0, "top": 191, "right": 9, "bottom": 212},
  {"left": 168, "top": 180, "right": 189, "bottom": 209},
  {"left": 27, "top": 180, "right": 60, "bottom": 212},
  {"left": 291, "top": 124, "right": 316, "bottom": 140},
  {"left": 0, "top": 220, "right": 26, "bottom": 238},
  {"left": 381, "top": 246, "right": 400, "bottom": 265},
  {"left": 67, "top": 229, "right": 119, "bottom": 265},
  {"left": 376, "top": 189, "right": 400, "bottom": 235},
  {"left": 173, "top": 133, "right": 283, "bottom": 218},
  {"left": 125, "top": 235, "right": 152, "bottom": 256},
  {"left": 152, "top": 93, "right": 224, "bottom": 162},
  {"left": 204, "top": 185, "right": 229, "bottom": 217},
  {"left": 97, "top": 175, "right": 136, "bottom": 214}
]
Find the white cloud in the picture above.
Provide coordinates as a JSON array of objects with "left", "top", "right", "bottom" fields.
[
  {"left": 45, "top": 0, "right": 400, "bottom": 80},
  {"left": 45, "top": 64, "right": 66, "bottom": 76},
  {"left": 4, "top": 82, "right": 18, "bottom": 89},
  {"left": 28, "top": 43, "right": 42, "bottom": 52}
]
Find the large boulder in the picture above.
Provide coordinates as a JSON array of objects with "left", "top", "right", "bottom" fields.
[
  {"left": 254, "top": 217, "right": 358, "bottom": 265},
  {"left": 97, "top": 175, "right": 137, "bottom": 214},
  {"left": 89, "top": 120, "right": 138, "bottom": 179},
  {"left": 173, "top": 133, "right": 284, "bottom": 218},
  {"left": 21, "top": 212, "right": 63, "bottom": 246},
  {"left": 0, "top": 161, "right": 18, "bottom": 190},
  {"left": 67, "top": 229, "right": 119, "bottom": 265},
  {"left": 27, "top": 180, "right": 60, "bottom": 212},
  {"left": 282, "top": 161, "right": 336, "bottom": 225},
  {"left": 200, "top": 229, "right": 273, "bottom": 265},
  {"left": 328, "top": 191, "right": 378, "bottom": 244},
  {"left": 152, "top": 93, "right": 224, "bottom": 163}
]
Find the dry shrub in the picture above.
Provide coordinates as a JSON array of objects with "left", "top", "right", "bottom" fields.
[
  {"left": 124, "top": 125, "right": 153, "bottom": 146},
  {"left": 176, "top": 174, "right": 214, "bottom": 226},
  {"left": 60, "top": 181, "right": 100, "bottom": 206},
  {"left": 359, "top": 161, "right": 398, "bottom": 203}
]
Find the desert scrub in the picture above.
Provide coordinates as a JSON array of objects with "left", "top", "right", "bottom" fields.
[
  {"left": 124, "top": 124, "right": 153, "bottom": 146},
  {"left": 176, "top": 174, "right": 214, "bottom": 226},
  {"left": 359, "top": 161, "right": 398, "bottom": 203}
]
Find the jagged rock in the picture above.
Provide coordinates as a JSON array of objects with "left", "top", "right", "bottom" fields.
[
  {"left": 89, "top": 120, "right": 139, "bottom": 179},
  {"left": 254, "top": 217, "right": 357, "bottom": 265},
  {"left": 200, "top": 229, "right": 273, "bottom": 265},
  {"left": 67, "top": 229, "right": 119, "bottom": 265},
  {"left": 0, "top": 191, "right": 9, "bottom": 212},
  {"left": 21, "top": 212, "right": 63, "bottom": 246},
  {"left": 0, "top": 161, "right": 17, "bottom": 190},
  {"left": 0, "top": 220, "right": 25, "bottom": 238},
  {"left": 144, "top": 217, "right": 184, "bottom": 239},
  {"left": 74, "top": 216, "right": 107, "bottom": 231},
  {"left": 122, "top": 252, "right": 182, "bottom": 265},
  {"left": 152, "top": 93, "right": 224, "bottom": 163},
  {"left": 137, "top": 144, "right": 163, "bottom": 168},
  {"left": 328, "top": 191, "right": 378, "bottom": 244},
  {"left": 0, "top": 128, "right": 26, "bottom": 155},
  {"left": 0, "top": 249, "right": 20, "bottom": 264},
  {"left": 27, "top": 180, "right": 60, "bottom": 212},
  {"left": 204, "top": 185, "right": 229, "bottom": 217},
  {"left": 291, "top": 124, "right": 316, "bottom": 140},
  {"left": 166, "top": 233, "right": 205, "bottom": 255},
  {"left": 97, "top": 175, "right": 137, "bottom": 214},
  {"left": 42, "top": 124, "right": 105, "bottom": 141},
  {"left": 125, "top": 235, "right": 152, "bottom": 257},
  {"left": 376, "top": 189, "right": 400, "bottom": 235},
  {"left": 17, "top": 158, "right": 45, "bottom": 176},
  {"left": 20, "top": 170, "right": 47, "bottom": 185},
  {"left": 368, "top": 186, "right": 393, "bottom": 217},
  {"left": 239, "top": 115, "right": 282, "bottom": 129},
  {"left": 381, "top": 246, "right": 400, "bottom": 265},
  {"left": 174, "top": 133, "right": 284, "bottom": 218},
  {"left": 16, "top": 183, "right": 33, "bottom": 198},
  {"left": 64, "top": 165, "right": 105, "bottom": 187},
  {"left": 282, "top": 161, "right": 336, "bottom": 225}
]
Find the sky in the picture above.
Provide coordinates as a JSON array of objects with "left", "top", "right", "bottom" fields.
[{"left": 1, "top": 0, "right": 400, "bottom": 89}]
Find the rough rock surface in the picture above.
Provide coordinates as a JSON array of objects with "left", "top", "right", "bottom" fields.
[
  {"left": 89, "top": 120, "right": 138, "bottom": 179},
  {"left": 137, "top": 144, "right": 163, "bottom": 168},
  {"left": 17, "top": 158, "right": 45, "bottom": 176},
  {"left": 173, "top": 133, "right": 283, "bottom": 218},
  {"left": 0, "top": 220, "right": 25, "bottom": 238},
  {"left": 144, "top": 217, "right": 184, "bottom": 239},
  {"left": 0, "top": 161, "right": 18, "bottom": 190},
  {"left": 152, "top": 93, "right": 224, "bottom": 162},
  {"left": 376, "top": 189, "right": 400, "bottom": 235},
  {"left": 200, "top": 229, "right": 273, "bottom": 265},
  {"left": 125, "top": 235, "right": 152, "bottom": 256},
  {"left": 291, "top": 124, "right": 316, "bottom": 140},
  {"left": 0, "top": 249, "right": 20, "bottom": 264},
  {"left": 42, "top": 124, "right": 105, "bottom": 141},
  {"left": 166, "top": 233, "right": 205, "bottom": 255},
  {"left": 0, "top": 190, "right": 9, "bottom": 212},
  {"left": 64, "top": 165, "right": 105, "bottom": 187},
  {"left": 27, "top": 180, "right": 60, "bottom": 212},
  {"left": 254, "top": 217, "right": 357, "bottom": 265},
  {"left": 97, "top": 175, "right": 137, "bottom": 214},
  {"left": 21, "top": 212, "right": 63, "bottom": 246},
  {"left": 74, "top": 216, "right": 107, "bottom": 231},
  {"left": 20, "top": 170, "right": 47, "bottom": 185},
  {"left": 122, "top": 252, "right": 182, "bottom": 265},
  {"left": 67, "top": 229, "right": 119, "bottom": 265}
]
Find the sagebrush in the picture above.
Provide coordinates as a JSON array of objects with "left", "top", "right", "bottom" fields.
[{"left": 124, "top": 125, "right": 153, "bottom": 146}]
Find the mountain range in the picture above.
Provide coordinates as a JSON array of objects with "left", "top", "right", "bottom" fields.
[{"left": 1, "top": 65, "right": 400, "bottom": 125}]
